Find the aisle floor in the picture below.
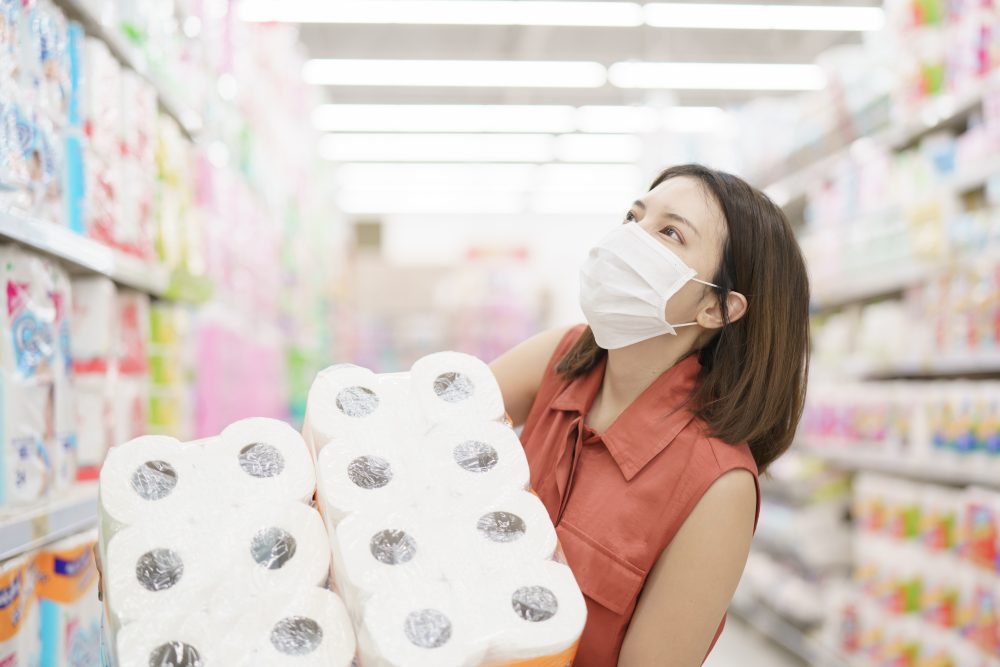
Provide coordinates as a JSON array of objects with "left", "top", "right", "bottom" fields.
[{"left": 703, "top": 616, "right": 807, "bottom": 667}]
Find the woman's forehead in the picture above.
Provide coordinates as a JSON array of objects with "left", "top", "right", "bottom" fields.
[{"left": 643, "top": 177, "right": 726, "bottom": 236}]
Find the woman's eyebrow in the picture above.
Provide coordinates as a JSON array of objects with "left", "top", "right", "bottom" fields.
[
  {"left": 632, "top": 200, "right": 646, "bottom": 211},
  {"left": 662, "top": 211, "right": 701, "bottom": 238}
]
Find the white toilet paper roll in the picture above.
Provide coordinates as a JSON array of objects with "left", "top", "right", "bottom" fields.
[
  {"left": 304, "top": 364, "right": 397, "bottom": 454},
  {"left": 332, "top": 510, "right": 445, "bottom": 608},
  {"left": 105, "top": 523, "right": 220, "bottom": 626},
  {"left": 415, "top": 420, "right": 529, "bottom": 503},
  {"left": 225, "top": 502, "right": 331, "bottom": 594},
  {"left": 449, "top": 491, "right": 558, "bottom": 575},
  {"left": 358, "top": 583, "right": 485, "bottom": 667},
  {"left": 484, "top": 560, "right": 587, "bottom": 662},
  {"left": 204, "top": 418, "right": 316, "bottom": 506},
  {"left": 116, "top": 613, "right": 219, "bottom": 667},
  {"left": 99, "top": 435, "right": 203, "bottom": 529},
  {"left": 317, "top": 436, "right": 417, "bottom": 529},
  {"left": 409, "top": 352, "right": 505, "bottom": 424},
  {"left": 235, "top": 587, "right": 357, "bottom": 667}
]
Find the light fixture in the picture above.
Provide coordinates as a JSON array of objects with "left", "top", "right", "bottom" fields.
[
  {"left": 530, "top": 191, "right": 635, "bottom": 214},
  {"left": 643, "top": 3, "right": 885, "bottom": 32},
  {"left": 320, "top": 133, "right": 556, "bottom": 162},
  {"left": 575, "top": 106, "right": 659, "bottom": 133},
  {"left": 555, "top": 134, "right": 642, "bottom": 163},
  {"left": 335, "top": 163, "right": 541, "bottom": 191},
  {"left": 608, "top": 62, "right": 826, "bottom": 90},
  {"left": 338, "top": 191, "right": 525, "bottom": 214},
  {"left": 539, "top": 163, "right": 643, "bottom": 189},
  {"left": 240, "top": 0, "right": 642, "bottom": 26},
  {"left": 302, "top": 59, "right": 607, "bottom": 88},
  {"left": 661, "top": 106, "right": 732, "bottom": 132},
  {"left": 313, "top": 105, "right": 577, "bottom": 133}
]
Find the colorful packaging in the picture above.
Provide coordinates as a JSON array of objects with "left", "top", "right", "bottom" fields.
[
  {"left": 49, "top": 264, "right": 75, "bottom": 489},
  {"left": 0, "top": 246, "right": 56, "bottom": 505},
  {"left": 0, "top": 556, "right": 27, "bottom": 664},
  {"left": 35, "top": 531, "right": 100, "bottom": 667}
]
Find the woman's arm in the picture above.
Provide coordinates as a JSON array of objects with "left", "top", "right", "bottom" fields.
[
  {"left": 489, "top": 326, "right": 573, "bottom": 427},
  {"left": 618, "top": 469, "right": 757, "bottom": 667}
]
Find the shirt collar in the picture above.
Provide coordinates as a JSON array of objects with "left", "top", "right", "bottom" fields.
[{"left": 551, "top": 353, "right": 701, "bottom": 481}]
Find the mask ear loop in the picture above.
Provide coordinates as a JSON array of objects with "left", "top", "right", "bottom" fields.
[{"left": 670, "top": 277, "right": 722, "bottom": 331}]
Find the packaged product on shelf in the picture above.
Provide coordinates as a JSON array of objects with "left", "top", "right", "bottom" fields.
[
  {"left": 0, "top": 555, "right": 30, "bottom": 664},
  {"left": 81, "top": 36, "right": 120, "bottom": 247},
  {"left": 35, "top": 530, "right": 101, "bottom": 667},
  {"left": 49, "top": 264, "right": 76, "bottom": 489},
  {"left": 71, "top": 276, "right": 116, "bottom": 478},
  {"left": 112, "top": 290, "right": 149, "bottom": 448},
  {"left": 0, "top": 246, "right": 56, "bottom": 505},
  {"left": 22, "top": 555, "right": 40, "bottom": 667},
  {"left": 115, "top": 71, "right": 155, "bottom": 260}
]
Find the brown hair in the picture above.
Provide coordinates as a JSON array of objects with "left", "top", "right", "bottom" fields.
[{"left": 555, "top": 164, "right": 810, "bottom": 472}]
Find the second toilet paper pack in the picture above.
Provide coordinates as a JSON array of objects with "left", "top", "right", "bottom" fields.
[
  {"left": 311, "top": 351, "right": 587, "bottom": 667},
  {"left": 98, "top": 417, "right": 357, "bottom": 667}
]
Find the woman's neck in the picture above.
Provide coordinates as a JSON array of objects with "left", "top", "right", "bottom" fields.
[{"left": 589, "top": 332, "right": 696, "bottom": 430}]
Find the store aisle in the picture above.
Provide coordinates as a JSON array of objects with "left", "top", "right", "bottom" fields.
[{"left": 704, "top": 617, "right": 806, "bottom": 667}]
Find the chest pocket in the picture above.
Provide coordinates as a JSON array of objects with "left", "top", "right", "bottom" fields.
[{"left": 556, "top": 521, "right": 647, "bottom": 616}]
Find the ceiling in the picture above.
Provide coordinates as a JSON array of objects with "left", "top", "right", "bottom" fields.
[{"left": 296, "top": 0, "right": 881, "bottom": 109}]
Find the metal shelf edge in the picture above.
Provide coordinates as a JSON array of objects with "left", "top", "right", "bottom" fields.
[
  {"left": 799, "top": 446, "right": 1000, "bottom": 490},
  {"left": 0, "top": 483, "right": 98, "bottom": 561},
  {"left": 0, "top": 212, "right": 169, "bottom": 296}
]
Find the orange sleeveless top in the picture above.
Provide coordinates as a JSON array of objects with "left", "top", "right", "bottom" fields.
[{"left": 520, "top": 325, "right": 760, "bottom": 667}]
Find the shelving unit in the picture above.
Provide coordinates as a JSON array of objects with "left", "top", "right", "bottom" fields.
[
  {"left": 0, "top": 211, "right": 169, "bottom": 296},
  {"left": 0, "top": 483, "right": 98, "bottom": 562},
  {"left": 729, "top": 597, "right": 857, "bottom": 667},
  {"left": 849, "top": 353, "right": 1000, "bottom": 380},
  {"left": 811, "top": 260, "right": 943, "bottom": 310},
  {"left": 764, "top": 73, "right": 1000, "bottom": 207},
  {"left": 53, "top": 0, "right": 203, "bottom": 139},
  {"left": 798, "top": 445, "right": 1000, "bottom": 490}
]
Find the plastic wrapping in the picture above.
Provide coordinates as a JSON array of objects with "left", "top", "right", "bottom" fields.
[
  {"left": 314, "top": 352, "right": 586, "bottom": 667},
  {"left": 98, "top": 417, "right": 354, "bottom": 667}
]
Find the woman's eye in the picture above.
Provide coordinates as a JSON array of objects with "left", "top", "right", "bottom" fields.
[
  {"left": 660, "top": 226, "right": 681, "bottom": 241},
  {"left": 624, "top": 210, "right": 637, "bottom": 223}
]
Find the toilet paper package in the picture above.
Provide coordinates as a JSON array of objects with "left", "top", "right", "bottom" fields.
[
  {"left": 36, "top": 530, "right": 102, "bottom": 667},
  {"left": 0, "top": 247, "right": 57, "bottom": 506},
  {"left": 50, "top": 266, "right": 77, "bottom": 490},
  {"left": 97, "top": 418, "right": 354, "bottom": 666},
  {"left": 21, "top": 557, "right": 41, "bottom": 667},
  {"left": 312, "top": 352, "right": 585, "bottom": 667}
]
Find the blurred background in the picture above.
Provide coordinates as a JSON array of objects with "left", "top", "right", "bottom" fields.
[{"left": 1, "top": 0, "right": 999, "bottom": 665}]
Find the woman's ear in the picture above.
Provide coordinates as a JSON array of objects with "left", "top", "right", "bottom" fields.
[{"left": 698, "top": 290, "right": 748, "bottom": 330}]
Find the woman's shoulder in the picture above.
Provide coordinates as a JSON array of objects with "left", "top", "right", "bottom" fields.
[{"left": 682, "top": 420, "right": 759, "bottom": 480}]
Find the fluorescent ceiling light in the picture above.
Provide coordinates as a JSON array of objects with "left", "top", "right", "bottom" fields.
[
  {"left": 539, "top": 163, "right": 643, "bottom": 189},
  {"left": 609, "top": 62, "right": 825, "bottom": 90},
  {"left": 320, "top": 133, "right": 555, "bottom": 162},
  {"left": 335, "top": 163, "right": 540, "bottom": 190},
  {"left": 338, "top": 191, "right": 524, "bottom": 215},
  {"left": 303, "top": 59, "right": 607, "bottom": 88},
  {"left": 644, "top": 3, "right": 885, "bottom": 32},
  {"left": 241, "top": 0, "right": 642, "bottom": 26},
  {"left": 555, "top": 134, "right": 642, "bottom": 163},
  {"left": 313, "top": 105, "right": 577, "bottom": 133},
  {"left": 576, "top": 106, "right": 659, "bottom": 133},
  {"left": 662, "top": 106, "right": 732, "bottom": 132},
  {"left": 530, "top": 191, "right": 634, "bottom": 214}
]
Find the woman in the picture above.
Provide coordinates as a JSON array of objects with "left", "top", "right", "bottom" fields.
[{"left": 490, "top": 164, "right": 810, "bottom": 667}]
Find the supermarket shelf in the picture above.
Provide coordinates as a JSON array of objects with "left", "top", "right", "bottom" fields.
[
  {"left": 53, "top": 0, "right": 203, "bottom": 139},
  {"left": 799, "top": 445, "right": 1000, "bottom": 489},
  {"left": 811, "top": 260, "right": 942, "bottom": 310},
  {"left": 852, "top": 353, "right": 1000, "bottom": 379},
  {"left": 729, "top": 597, "right": 857, "bottom": 667},
  {"left": 0, "top": 211, "right": 170, "bottom": 296},
  {"left": 0, "top": 483, "right": 98, "bottom": 561},
  {"left": 949, "top": 154, "right": 1000, "bottom": 194},
  {"left": 765, "top": 76, "right": 999, "bottom": 207}
]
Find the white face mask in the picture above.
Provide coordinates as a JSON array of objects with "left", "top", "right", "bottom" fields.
[{"left": 579, "top": 222, "right": 718, "bottom": 350}]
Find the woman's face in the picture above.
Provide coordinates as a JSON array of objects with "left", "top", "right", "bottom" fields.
[{"left": 623, "top": 176, "right": 727, "bottom": 325}]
